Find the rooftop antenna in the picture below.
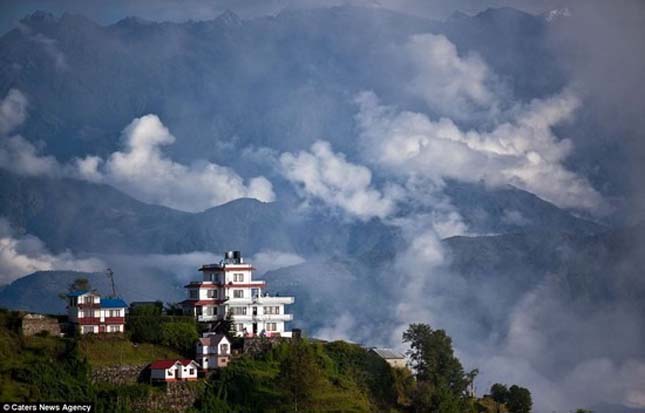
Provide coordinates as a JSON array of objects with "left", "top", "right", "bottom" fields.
[{"left": 106, "top": 268, "right": 118, "bottom": 297}]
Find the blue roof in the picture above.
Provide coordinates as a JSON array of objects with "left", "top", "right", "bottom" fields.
[
  {"left": 66, "top": 290, "right": 90, "bottom": 297},
  {"left": 101, "top": 298, "right": 128, "bottom": 308}
]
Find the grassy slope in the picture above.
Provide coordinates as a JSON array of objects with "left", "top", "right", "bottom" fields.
[{"left": 79, "top": 335, "right": 183, "bottom": 367}]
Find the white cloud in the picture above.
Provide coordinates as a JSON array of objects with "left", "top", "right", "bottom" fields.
[
  {"left": 250, "top": 250, "right": 306, "bottom": 275},
  {"left": 279, "top": 140, "right": 395, "bottom": 220},
  {"left": 0, "top": 135, "right": 61, "bottom": 176},
  {"left": 0, "top": 218, "right": 104, "bottom": 284},
  {"left": 0, "top": 89, "right": 28, "bottom": 135},
  {"left": 405, "top": 33, "right": 497, "bottom": 118},
  {"left": 355, "top": 90, "right": 605, "bottom": 212},
  {"left": 0, "top": 89, "right": 63, "bottom": 177},
  {"left": 17, "top": 22, "right": 68, "bottom": 71},
  {"left": 75, "top": 114, "right": 275, "bottom": 212}
]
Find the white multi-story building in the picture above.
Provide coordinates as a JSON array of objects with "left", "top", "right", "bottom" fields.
[
  {"left": 66, "top": 291, "right": 127, "bottom": 334},
  {"left": 182, "top": 251, "right": 294, "bottom": 337}
]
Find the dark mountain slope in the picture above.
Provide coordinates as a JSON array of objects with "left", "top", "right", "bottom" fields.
[
  {"left": 0, "top": 7, "right": 560, "bottom": 164},
  {"left": 0, "top": 269, "right": 183, "bottom": 314},
  {"left": 0, "top": 168, "right": 601, "bottom": 256}
]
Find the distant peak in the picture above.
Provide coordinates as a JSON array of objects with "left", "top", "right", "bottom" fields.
[
  {"left": 543, "top": 7, "right": 572, "bottom": 23},
  {"left": 477, "top": 6, "right": 534, "bottom": 19},
  {"left": 215, "top": 9, "right": 242, "bottom": 26},
  {"left": 20, "top": 10, "right": 56, "bottom": 25},
  {"left": 114, "top": 16, "right": 153, "bottom": 26},
  {"left": 447, "top": 11, "right": 470, "bottom": 21}
]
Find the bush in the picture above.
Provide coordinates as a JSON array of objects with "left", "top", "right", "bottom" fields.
[{"left": 160, "top": 322, "right": 198, "bottom": 354}]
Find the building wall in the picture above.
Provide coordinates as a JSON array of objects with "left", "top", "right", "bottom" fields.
[
  {"left": 21, "top": 314, "right": 62, "bottom": 336},
  {"left": 177, "top": 364, "right": 198, "bottom": 380},
  {"left": 386, "top": 359, "right": 408, "bottom": 369},
  {"left": 151, "top": 368, "right": 171, "bottom": 381}
]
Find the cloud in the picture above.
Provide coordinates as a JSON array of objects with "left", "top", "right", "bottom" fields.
[
  {"left": 0, "top": 89, "right": 28, "bottom": 135},
  {"left": 355, "top": 90, "right": 605, "bottom": 212},
  {"left": 17, "top": 22, "right": 68, "bottom": 70},
  {"left": 405, "top": 33, "right": 498, "bottom": 118},
  {"left": 0, "top": 218, "right": 104, "bottom": 284},
  {"left": 279, "top": 140, "right": 396, "bottom": 220},
  {"left": 75, "top": 114, "right": 275, "bottom": 212},
  {"left": 0, "top": 89, "right": 63, "bottom": 176},
  {"left": 469, "top": 274, "right": 645, "bottom": 412},
  {"left": 0, "top": 94, "right": 273, "bottom": 211},
  {"left": 250, "top": 250, "right": 306, "bottom": 275}
]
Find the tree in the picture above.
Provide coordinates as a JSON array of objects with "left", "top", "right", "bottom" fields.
[
  {"left": 403, "top": 324, "right": 477, "bottom": 413},
  {"left": 128, "top": 302, "right": 162, "bottom": 316},
  {"left": 403, "top": 324, "right": 472, "bottom": 394},
  {"left": 277, "top": 339, "right": 325, "bottom": 412},
  {"left": 59, "top": 277, "right": 92, "bottom": 302},
  {"left": 214, "top": 311, "right": 236, "bottom": 338},
  {"left": 160, "top": 322, "right": 199, "bottom": 354},
  {"left": 507, "top": 385, "right": 532, "bottom": 413},
  {"left": 490, "top": 383, "right": 509, "bottom": 404}
]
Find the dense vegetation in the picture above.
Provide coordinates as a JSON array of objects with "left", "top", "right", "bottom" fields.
[
  {"left": 1, "top": 307, "right": 534, "bottom": 413},
  {"left": 0, "top": 309, "right": 153, "bottom": 411}
]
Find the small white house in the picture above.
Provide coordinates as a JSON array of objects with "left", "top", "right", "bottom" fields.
[
  {"left": 196, "top": 333, "right": 231, "bottom": 369},
  {"left": 149, "top": 359, "right": 200, "bottom": 382}
]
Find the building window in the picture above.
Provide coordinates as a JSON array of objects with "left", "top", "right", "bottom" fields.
[
  {"left": 189, "top": 369, "right": 195, "bottom": 375},
  {"left": 220, "top": 343, "right": 229, "bottom": 354},
  {"left": 230, "top": 306, "right": 247, "bottom": 315},
  {"left": 266, "top": 322, "right": 277, "bottom": 332},
  {"left": 233, "top": 273, "right": 244, "bottom": 282},
  {"left": 78, "top": 310, "right": 84, "bottom": 318},
  {"left": 207, "top": 289, "right": 217, "bottom": 298},
  {"left": 167, "top": 370, "right": 173, "bottom": 377},
  {"left": 233, "top": 290, "right": 244, "bottom": 298},
  {"left": 235, "top": 323, "right": 245, "bottom": 332},
  {"left": 251, "top": 288, "right": 259, "bottom": 298},
  {"left": 264, "top": 306, "right": 280, "bottom": 315}
]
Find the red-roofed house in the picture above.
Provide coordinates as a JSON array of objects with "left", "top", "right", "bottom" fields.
[{"left": 149, "top": 359, "right": 200, "bottom": 382}]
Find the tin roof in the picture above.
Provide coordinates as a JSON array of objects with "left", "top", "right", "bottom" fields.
[
  {"left": 198, "top": 333, "right": 229, "bottom": 346},
  {"left": 66, "top": 290, "right": 91, "bottom": 297},
  {"left": 149, "top": 359, "right": 197, "bottom": 369},
  {"left": 371, "top": 348, "right": 405, "bottom": 360},
  {"left": 100, "top": 298, "right": 127, "bottom": 308}
]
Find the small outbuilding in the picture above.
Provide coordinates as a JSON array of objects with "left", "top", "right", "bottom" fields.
[
  {"left": 149, "top": 359, "right": 200, "bottom": 382},
  {"left": 370, "top": 348, "right": 407, "bottom": 369},
  {"left": 196, "top": 333, "right": 231, "bottom": 369}
]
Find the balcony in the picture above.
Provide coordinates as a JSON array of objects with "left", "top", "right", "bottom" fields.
[
  {"left": 253, "top": 314, "right": 293, "bottom": 321},
  {"left": 105, "top": 317, "right": 125, "bottom": 324},
  {"left": 230, "top": 314, "right": 293, "bottom": 322},
  {"left": 78, "top": 317, "right": 101, "bottom": 325},
  {"left": 77, "top": 302, "right": 100, "bottom": 309},
  {"left": 254, "top": 296, "right": 295, "bottom": 305},
  {"left": 197, "top": 314, "right": 219, "bottom": 322}
]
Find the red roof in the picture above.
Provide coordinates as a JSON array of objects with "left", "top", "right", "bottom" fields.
[
  {"left": 149, "top": 359, "right": 195, "bottom": 369},
  {"left": 180, "top": 299, "right": 224, "bottom": 306}
]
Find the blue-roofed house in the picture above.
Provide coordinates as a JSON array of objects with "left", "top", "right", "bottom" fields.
[{"left": 66, "top": 290, "right": 128, "bottom": 334}]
